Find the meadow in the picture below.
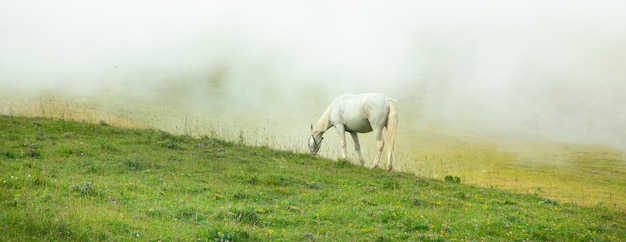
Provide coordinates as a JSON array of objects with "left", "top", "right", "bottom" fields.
[
  {"left": 1, "top": 115, "right": 625, "bottom": 241},
  {"left": 4, "top": 94, "right": 625, "bottom": 210}
]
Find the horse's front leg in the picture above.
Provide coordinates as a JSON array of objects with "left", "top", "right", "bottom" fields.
[
  {"left": 350, "top": 132, "right": 365, "bottom": 166},
  {"left": 335, "top": 125, "right": 347, "bottom": 160}
]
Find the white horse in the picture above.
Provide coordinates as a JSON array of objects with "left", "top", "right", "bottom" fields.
[{"left": 308, "top": 93, "right": 399, "bottom": 171}]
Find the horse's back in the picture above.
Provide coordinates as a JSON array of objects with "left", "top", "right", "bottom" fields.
[
  {"left": 331, "top": 93, "right": 393, "bottom": 132},
  {"left": 335, "top": 93, "right": 391, "bottom": 107}
]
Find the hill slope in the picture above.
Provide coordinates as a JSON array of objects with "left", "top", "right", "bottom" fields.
[{"left": 1, "top": 115, "right": 624, "bottom": 241}]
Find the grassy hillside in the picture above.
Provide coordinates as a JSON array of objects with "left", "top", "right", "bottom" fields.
[
  {"left": 1, "top": 115, "right": 625, "bottom": 241},
  {"left": 5, "top": 93, "right": 626, "bottom": 211}
]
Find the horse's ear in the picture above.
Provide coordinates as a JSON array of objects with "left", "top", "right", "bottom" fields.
[{"left": 310, "top": 124, "right": 313, "bottom": 131}]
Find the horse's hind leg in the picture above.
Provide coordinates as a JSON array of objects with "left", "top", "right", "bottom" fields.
[
  {"left": 386, "top": 149, "right": 394, "bottom": 171},
  {"left": 350, "top": 132, "right": 365, "bottom": 165},
  {"left": 386, "top": 133, "right": 394, "bottom": 171},
  {"left": 371, "top": 128, "right": 385, "bottom": 169}
]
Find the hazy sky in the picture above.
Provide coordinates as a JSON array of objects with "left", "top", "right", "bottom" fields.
[{"left": 1, "top": 1, "right": 625, "bottom": 148}]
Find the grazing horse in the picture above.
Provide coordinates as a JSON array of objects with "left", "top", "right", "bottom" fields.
[{"left": 308, "top": 93, "right": 398, "bottom": 171}]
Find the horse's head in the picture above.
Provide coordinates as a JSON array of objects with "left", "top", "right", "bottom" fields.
[{"left": 308, "top": 134, "right": 323, "bottom": 155}]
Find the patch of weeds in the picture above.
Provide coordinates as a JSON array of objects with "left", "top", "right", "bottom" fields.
[
  {"left": 200, "top": 226, "right": 253, "bottom": 242},
  {"left": 503, "top": 213, "right": 520, "bottom": 223},
  {"left": 243, "top": 176, "right": 259, "bottom": 185},
  {"left": 233, "top": 206, "right": 260, "bottom": 224},
  {"left": 173, "top": 205, "right": 206, "bottom": 222},
  {"left": 382, "top": 179, "right": 400, "bottom": 190},
  {"left": 68, "top": 181, "right": 106, "bottom": 198},
  {"left": 123, "top": 159, "right": 151, "bottom": 171},
  {"left": 1, "top": 195, "right": 20, "bottom": 207},
  {"left": 4, "top": 134, "right": 19, "bottom": 141},
  {"left": 444, "top": 175, "right": 461, "bottom": 184},
  {"left": 363, "top": 185, "right": 378, "bottom": 193},
  {"left": 2, "top": 175, "right": 24, "bottom": 189},
  {"left": 358, "top": 197, "right": 377, "bottom": 206},
  {"left": 26, "top": 173, "right": 48, "bottom": 188},
  {"left": 533, "top": 187, "right": 543, "bottom": 197},
  {"left": 36, "top": 132, "right": 56, "bottom": 141},
  {"left": 200, "top": 136, "right": 234, "bottom": 148},
  {"left": 157, "top": 132, "right": 193, "bottom": 150},
  {"left": 538, "top": 198, "right": 559, "bottom": 206},
  {"left": 30, "top": 118, "right": 43, "bottom": 126},
  {"left": 262, "top": 175, "right": 292, "bottom": 186},
  {"left": 415, "top": 233, "right": 445, "bottom": 242},
  {"left": 159, "top": 131, "right": 189, "bottom": 143},
  {"left": 405, "top": 196, "right": 432, "bottom": 207},
  {"left": 186, "top": 186, "right": 210, "bottom": 194},
  {"left": 585, "top": 222, "right": 607, "bottom": 233},
  {"left": 0, "top": 149, "right": 16, "bottom": 159},
  {"left": 53, "top": 146, "right": 86, "bottom": 157},
  {"left": 490, "top": 199, "right": 517, "bottom": 206},
  {"left": 528, "top": 223, "right": 552, "bottom": 241},
  {"left": 99, "top": 143, "right": 120, "bottom": 152},
  {"left": 161, "top": 142, "right": 183, "bottom": 150},
  {"left": 504, "top": 199, "right": 518, "bottom": 206},
  {"left": 69, "top": 181, "right": 94, "bottom": 196},
  {"left": 212, "top": 193, "right": 225, "bottom": 200},
  {"left": 26, "top": 143, "right": 40, "bottom": 158},
  {"left": 232, "top": 191, "right": 256, "bottom": 201},
  {"left": 43, "top": 193, "right": 55, "bottom": 202},
  {"left": 406, "top": 219, "right": 431, "bottom": 231},
  {"left": 217, "top": 206, "right": 260, "bottom": 225},
  {"left": 271, "top": 216, "right": 298, "bottom": 227},
  {"left": 79, "top": 160, "right": 104, "bottom": 174},
  {"left": 146, "top": 207, "right": 167, "bottom": 218},
  {"left": 336, "top": 159, "right": 351, "bottom": 168},
  {"left": 303, "top": 180, "right": 321, "bottom": 190},
  {"left": 453, "top": 191, "right": 467, "bottom": 200},
  {"left": 237, "top": 130, "right": 245, "bottom": 145}
]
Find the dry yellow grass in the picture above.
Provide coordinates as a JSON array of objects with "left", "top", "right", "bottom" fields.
[
  {"left": 400, "top": 131, "right": 626, "bottom": 210},
  {"left": 1, "top": 94, "right": 147, "bottom": 129}
]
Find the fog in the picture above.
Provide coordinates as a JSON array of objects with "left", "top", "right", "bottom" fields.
[{"left": 2, "top": 1, "right": 626, "bottom": 151}]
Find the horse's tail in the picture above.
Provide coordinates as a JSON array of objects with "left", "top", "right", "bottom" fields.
[{"left": 385, "top": 99, "right": 399, "bottom": 170}]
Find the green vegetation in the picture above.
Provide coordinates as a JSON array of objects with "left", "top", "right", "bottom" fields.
[
  {"left": 1, "top": 115, "right": 625, "bottom": 241},
  {"left": 5, "top": 94, "right": 626, "bottom": 211}
]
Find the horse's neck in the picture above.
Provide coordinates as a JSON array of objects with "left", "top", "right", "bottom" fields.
[{"left": 313, "top": 106, "right": 333, "bottom": 136}]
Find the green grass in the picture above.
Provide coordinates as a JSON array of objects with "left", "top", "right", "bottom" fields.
[
  {"left": 6, "top": 93, "right": 626, "bottom": 211},
  {"left": 1, "top": 115, "right": 625, "bottom": 241}
]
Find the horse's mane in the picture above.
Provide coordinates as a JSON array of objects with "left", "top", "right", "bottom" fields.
[
  {"left": 312, "top": 104, "right": 333, "bottom": 135},
  {"left": 312, "top": 94, "right": 353, "bottom": 135}
]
